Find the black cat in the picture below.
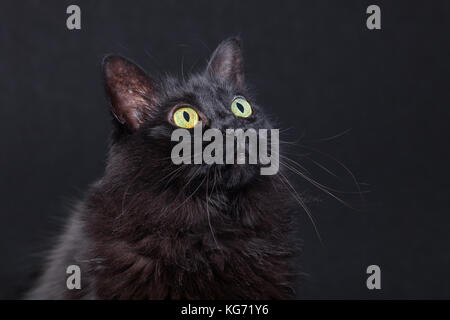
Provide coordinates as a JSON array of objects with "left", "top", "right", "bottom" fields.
[{"left": 27, "top": 38, "right": 299, "bottom": 299}]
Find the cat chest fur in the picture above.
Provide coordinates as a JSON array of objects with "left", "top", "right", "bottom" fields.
[{"left": 83, "top": 184, "right": 296, "bottom": 299}]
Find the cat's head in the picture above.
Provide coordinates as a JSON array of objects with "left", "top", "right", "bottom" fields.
[{"left": 102, "top": 38, "right": 274, "bottom": 191}]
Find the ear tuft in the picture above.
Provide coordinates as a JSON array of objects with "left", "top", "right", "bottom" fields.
[
  {"left": 102, "top": 55, "right": 159, "bottom": 131},
  {"left": 206, "top": 37, "right": 245, "bottom": 88}
]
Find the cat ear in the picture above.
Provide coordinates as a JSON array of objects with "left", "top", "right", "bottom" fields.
[
  {"left": 206, "top": 37, "right": 245, "bottom": 88},
  {"left": 102, "top": 55, "right": 160, "bottom": 131}
]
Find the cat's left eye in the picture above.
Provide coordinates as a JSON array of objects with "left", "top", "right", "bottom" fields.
[
  {"left": 231, "top": 97, "right": 252, "bottom": 118},
  {"left": 173, "top": 107, "right": 199, "bottom": 128}
]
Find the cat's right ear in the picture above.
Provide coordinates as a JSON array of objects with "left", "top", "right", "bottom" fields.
[{"left": 102, "top": 55, "right": 160, "bottom": 131}]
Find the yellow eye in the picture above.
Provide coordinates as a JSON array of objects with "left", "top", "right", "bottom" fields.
[
  {"left": 173, "top": 107, "right": 199, "bottom": 128},
  {"left": 231, "top": 97, "right": 252, "bottom": 118}
]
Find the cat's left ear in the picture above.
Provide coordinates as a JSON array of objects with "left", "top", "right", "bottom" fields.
[
  {"left": 102, "top": 55, "right": 160, "bottom": 131},
  {"left": 206, "top": 37, "right": 245, "bottom": 88}
]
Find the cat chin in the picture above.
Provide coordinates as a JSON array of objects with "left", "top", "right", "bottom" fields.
[
  {"left": 180, "top": 163, "right": 260, "bottom": 190},
  {"left": 221, "top": 164, "right": 260, "bottom": 190}
]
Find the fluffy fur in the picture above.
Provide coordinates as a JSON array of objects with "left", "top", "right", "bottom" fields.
[{"left": 27, "top": 38, "right": 300, "bottom": 299}]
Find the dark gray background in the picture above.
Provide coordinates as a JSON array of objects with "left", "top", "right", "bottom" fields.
[{"left": 1, "top": 0, "right": 449, "bottom": 299}]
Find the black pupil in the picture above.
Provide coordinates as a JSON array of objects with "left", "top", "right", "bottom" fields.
[
  {"left": 183, "top": 111, "right": 190, "bottom": 122},
  {"left": 236, "top": 102, "right": 244, "bottom": 113}
]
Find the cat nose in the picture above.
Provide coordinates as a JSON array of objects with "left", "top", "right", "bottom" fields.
[{"left": 213, "top": 117, "right": 249, "bottom": 131}]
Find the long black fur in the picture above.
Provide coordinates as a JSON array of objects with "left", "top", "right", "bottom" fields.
[{"left": 27, "top": 38, "right": 300, "bottom": 299}]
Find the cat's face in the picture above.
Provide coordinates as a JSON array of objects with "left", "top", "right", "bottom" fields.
[{"left": 103, "top": 38, "right": 273, "bottom": 190}]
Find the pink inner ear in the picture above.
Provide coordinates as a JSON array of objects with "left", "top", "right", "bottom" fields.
[{"left": 104, "top": 56, "right": 159, "bottom": 130}]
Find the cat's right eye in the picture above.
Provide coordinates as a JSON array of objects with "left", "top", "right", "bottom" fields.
[{"left": 173, "top": 107, "right": 199, "bottom": 128}]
